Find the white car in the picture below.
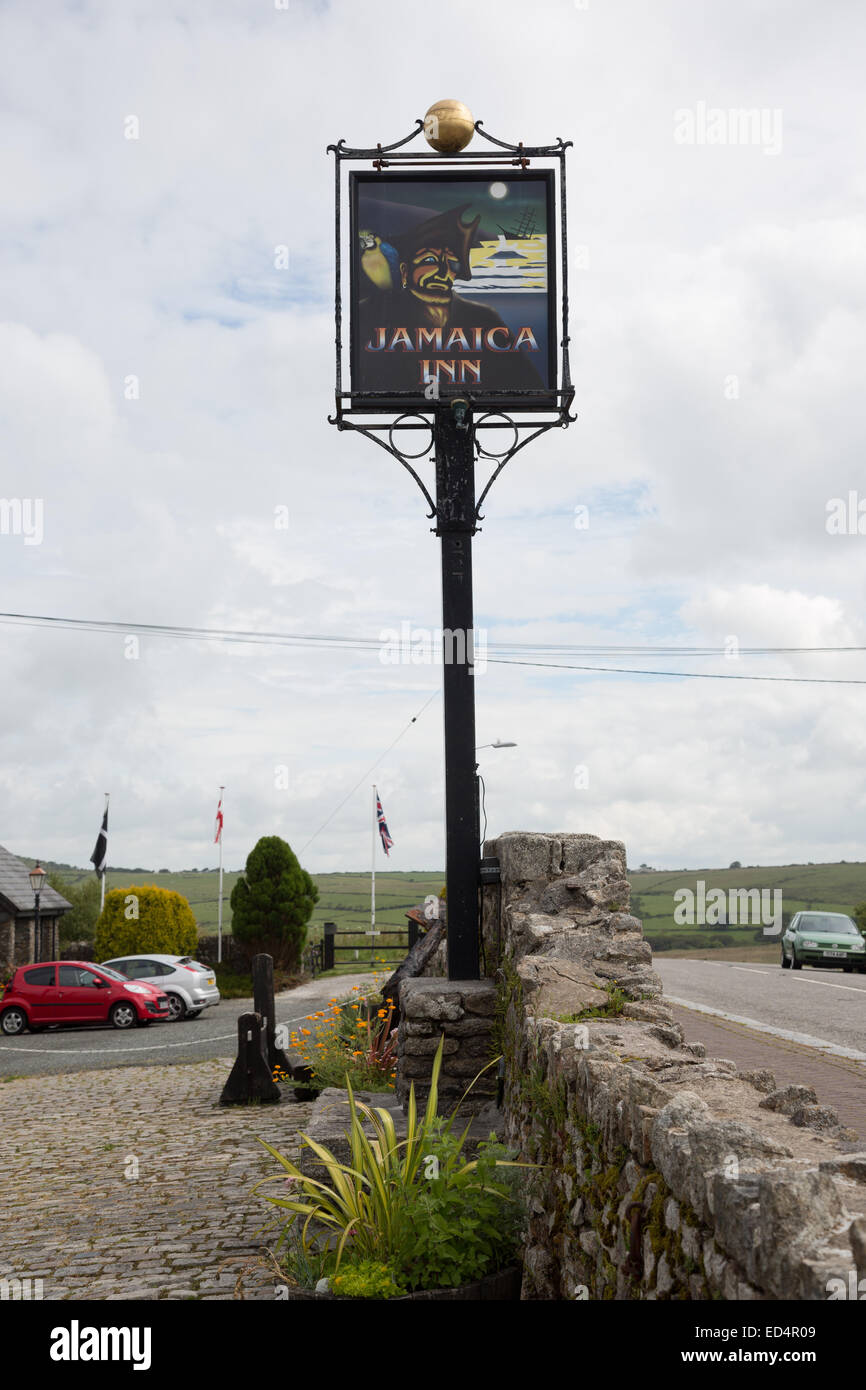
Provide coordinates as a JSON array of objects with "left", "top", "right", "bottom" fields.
[{"left": 100, "top": 954, "right": 220, "bottom": 1021}]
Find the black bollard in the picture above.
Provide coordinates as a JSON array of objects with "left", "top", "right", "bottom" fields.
[
  {"left": 219, "top": 1012, "right": 282, "bottom": 1105},
  {"left": 252, "top": 952, "right": 293, "bottom": 1076}
]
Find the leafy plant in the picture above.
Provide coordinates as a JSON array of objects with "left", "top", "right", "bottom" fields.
[
  {"left": 330, "top": 1261, "right": 404, "bottom": 1299},
  {"left": 398, "top": 1125, "right": 524, "bottom": 1290},
  {"left": 256, "top": 1037, "right": 526, "bottom": 1292}
]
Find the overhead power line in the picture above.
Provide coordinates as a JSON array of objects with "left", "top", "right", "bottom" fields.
[
  {"left": 0, "top": 610, "right": 864, "bottom": 662},
  {"left": 298, "top": 687, "right": 441, "bottom": 854},
  {"left": 486, "top": 658, "right": 866, "bottom": 685}
]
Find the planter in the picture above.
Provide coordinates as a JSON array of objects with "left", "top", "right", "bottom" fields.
[{"left": 280, "top": 1264, "right": 522, "bottom": 1302}]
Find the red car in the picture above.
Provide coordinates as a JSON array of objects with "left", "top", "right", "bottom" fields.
[{"left": 0, "top": 961, "right": 171, "bottom": 1034}]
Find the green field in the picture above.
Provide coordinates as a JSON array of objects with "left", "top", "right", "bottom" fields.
[
  {"left": 40, "top": 863, "right": 446, "bottom": 970},
  {"left": 34, "top": 858, "right": 866, "bottom": 963},
  {"left": 630, "top": 860, "right": 866, "bottom": 950}
]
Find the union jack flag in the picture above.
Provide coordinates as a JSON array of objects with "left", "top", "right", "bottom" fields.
[
  {"left": 375, "top": 788, "right": 393, "bottom": 856},
  {"left": 214, "top": 795, "right": 224, "bottom": 844}
]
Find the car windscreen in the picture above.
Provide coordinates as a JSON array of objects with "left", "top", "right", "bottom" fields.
[
  {"left": 798, "top": 915, "right": 858, "bottom": 934},
  {"left": 97, "top": 967, "right": 128, "bottom": 982}
]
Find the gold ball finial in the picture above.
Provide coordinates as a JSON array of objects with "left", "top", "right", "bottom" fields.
[{"left": 423, "top": 99, "right": 475, "bottom": 153}]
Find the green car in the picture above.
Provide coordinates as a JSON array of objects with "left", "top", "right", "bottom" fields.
[{"left": 781, "top": 911, "right": 866, "bottom": 972}]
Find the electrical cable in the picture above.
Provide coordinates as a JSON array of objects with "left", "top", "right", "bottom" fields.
[{"left": 298, "top": 687, "right": 440, "bottom": 854}]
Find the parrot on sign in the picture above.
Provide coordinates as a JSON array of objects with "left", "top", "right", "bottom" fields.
[{"left": 358, "top": 229, "right": 400, "bottom": 293}]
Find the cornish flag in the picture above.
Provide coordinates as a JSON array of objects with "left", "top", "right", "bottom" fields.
[
  {"left": 90, "top": 806, "right": 108, "bottom": 878},
  {"left": 375, "top": 788, "right": 393, "bottom": 856},
  {"left": 214, "top": 795, "right": 224, "bottom": 844}
]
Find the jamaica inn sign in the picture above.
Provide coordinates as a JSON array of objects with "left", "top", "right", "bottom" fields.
[{"left": 328, "top": 99, "right": 575, "bottom": 981}]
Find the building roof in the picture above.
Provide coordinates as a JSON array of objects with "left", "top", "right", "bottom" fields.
[{"left": 0, "top": 845, "right": 73, "bottom": 915}]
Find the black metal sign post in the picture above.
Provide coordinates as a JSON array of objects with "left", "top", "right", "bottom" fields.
[
  {"left": 435, "top": 397, "right": 480, "bottom": 978},
  {"left": 328, "top": 105, "right": 574, "bottom": 981}
]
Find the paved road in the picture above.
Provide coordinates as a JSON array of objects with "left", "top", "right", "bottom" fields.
[
  {"left": 655, "top": 958, "right": 866, "bottom": 1059},
  {"left": 0, "top": 973, "right": 373, "bottom": 1078},
  {"left": 655, "top": 957, "right": 866, "bottom": 1138}
]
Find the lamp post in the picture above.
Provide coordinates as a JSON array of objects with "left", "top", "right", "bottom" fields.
[
  {"left": 475, "top": 742, "right": 517, "bottom": 848},
  {"left": 29, "top": 862, "right": 46, "bottom": 964}
]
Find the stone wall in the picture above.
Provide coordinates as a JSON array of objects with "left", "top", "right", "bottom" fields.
[
  {"left": 396, "top": 977, "right": 498, "bottom": 1116},
  {"left": 482, "top": 831, "right": 866, "bottom": 1301},
  {"left": 195, "top": 934, "right": 247, "bottom": 970},
  {"left": 1, "top": 917, "right": 60, "bottom": 969}
]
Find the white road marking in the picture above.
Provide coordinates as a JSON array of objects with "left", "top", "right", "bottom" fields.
[
  {"left": 727, "top": 965, "right": 866, "bottom": 993},
  {"left": 672, "top": 959, "right": 866, "bottom": 993},
  {"left": 665, "top": 995, "right": 866, "bottom": 1063},
  {"left": 0, "top": 1008, "right": 320, "bottom": 1057}
]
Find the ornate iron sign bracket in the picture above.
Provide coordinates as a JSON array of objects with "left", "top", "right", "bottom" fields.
[{"left": 328, "top": 112, "right": 575, "bottom": 979}]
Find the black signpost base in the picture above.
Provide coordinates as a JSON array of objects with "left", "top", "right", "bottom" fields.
[{"left": 435, "top": 399, "right": 480, "bottom": 981}]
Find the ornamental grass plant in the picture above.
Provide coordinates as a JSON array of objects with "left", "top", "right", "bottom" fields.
[{"left": 255, "top": 1037, "right": 526, "bottom": 1295}]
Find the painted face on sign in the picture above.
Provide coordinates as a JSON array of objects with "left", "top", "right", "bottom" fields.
[{"left": 402, "top": 245, "right": 462, "bottom": 304}]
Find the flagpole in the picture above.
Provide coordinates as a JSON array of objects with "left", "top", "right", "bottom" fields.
[
  {"left": 217, "top": 785, "right": 224, "bottom": 965},
  {"left": 371, "top": 785, "right": 377, "bottom": 969},
  {"left": 101, "top": 792, "right": 109, "bottom": 912}
]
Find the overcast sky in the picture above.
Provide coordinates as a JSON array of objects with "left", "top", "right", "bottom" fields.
[{"left": 1, "top": 0, "right": 864, "bottom": 876}]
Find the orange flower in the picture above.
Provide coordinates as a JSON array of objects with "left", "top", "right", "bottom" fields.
[{"left": 301, "top": 1028, "right": 311, "bottom": 1036}]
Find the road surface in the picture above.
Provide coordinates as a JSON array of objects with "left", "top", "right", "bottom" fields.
[
  {"left": 0, "top": 973, "right": 373, "bottom": 1078},
  {"left": 655, "top": 957, "right": 866, "bottom": 1137},
  {"left": 654, "top": 958, "right": 866, "bottom": 1059}
]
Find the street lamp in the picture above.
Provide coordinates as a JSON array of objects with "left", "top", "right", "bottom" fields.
[
  {"left": 474, "top": 743, "right": 518, "bottom": 847},
  {"left": 29, "top": 862, "right": 46, "bottom": 964}
]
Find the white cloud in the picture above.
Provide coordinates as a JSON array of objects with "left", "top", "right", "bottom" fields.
[{"left": 0, "top": 0, "right": 864, "bottom": 880}]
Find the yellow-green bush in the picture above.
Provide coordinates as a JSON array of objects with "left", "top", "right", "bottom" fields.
[{"left": 94, "top": 885, "right": 198, "bottom": 960}]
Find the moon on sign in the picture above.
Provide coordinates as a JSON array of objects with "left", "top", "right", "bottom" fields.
[{"left": 489, "top": 181, "right": 508, "bottom": 199}]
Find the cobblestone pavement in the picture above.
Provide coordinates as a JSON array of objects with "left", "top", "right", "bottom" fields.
[{"left": 0, "top": 1059, "right": 314, "bottom": 1301}]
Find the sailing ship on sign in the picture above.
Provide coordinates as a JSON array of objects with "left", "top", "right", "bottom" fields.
[{"left": 496, "top": 207, "right": 539, "bottom": 241}]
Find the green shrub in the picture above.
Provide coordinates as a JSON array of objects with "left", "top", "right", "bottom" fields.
[
  {"left": 47, "top": 871, "right": 101, "bottom": 945},
  {"left": 231, "top": 836, "right": 318, "bottom": 971},
  {"left": 94, "top": 885, "right": 198, "bottom": 960}
]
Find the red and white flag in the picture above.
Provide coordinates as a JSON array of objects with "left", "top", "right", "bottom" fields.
[{"left": 214, "top": 795, "right": 224, "bottom": 844}]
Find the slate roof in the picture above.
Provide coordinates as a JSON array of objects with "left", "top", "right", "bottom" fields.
[{"left": 0, "top": 844, "right": 73, "bottom": 915}]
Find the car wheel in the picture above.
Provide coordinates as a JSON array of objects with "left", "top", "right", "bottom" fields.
[
  {"left": 185, "top": 1009, "right": 203, "bottom": 1021},
  {"left": 110, "top": 1002, "right": 137, "bottom": 1030},
  {"left": 791, "top": 955, "right": 803, "bottom": 970},
  {"left": 843, "top": 965, "right": 854, "bottom": 973},
  {"left": 0, "top": 1007, "right": 27, "bottom": 1036},
  {"left": 780, "top": 947, "right": 791, "bottom": 969},
  {"left": 166, "top": 993, "right": 187, "bottom": 1022}
]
